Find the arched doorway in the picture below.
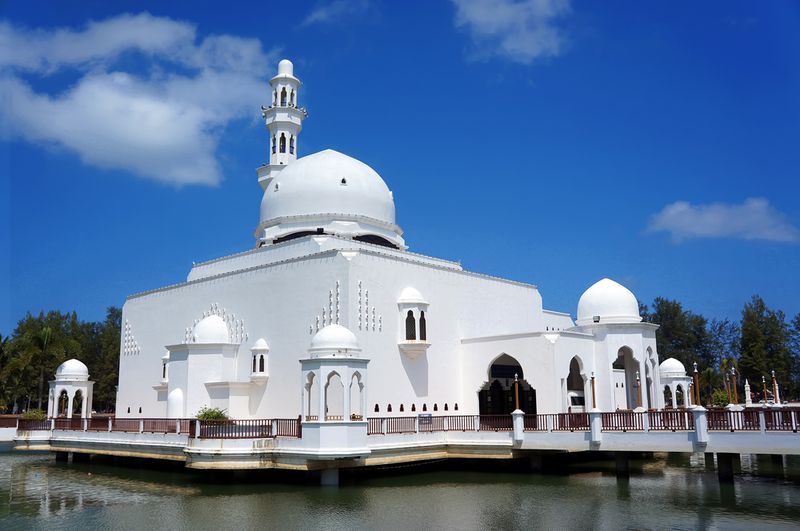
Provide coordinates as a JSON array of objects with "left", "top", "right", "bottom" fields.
[
  {"left": 57, "top": 390, "right": 69, "bottom": 417},
  {"left": 478, "top": 354, "right": 536, "bottom": 414},
  {"left": 612, "top": 347, "right": 639, "bottom": 410},
  {"left": 324, "top": 372, "right": 344, "bottom": 420},
  {"left": 72, "top": 389, "right": 83, "bottom": 417},
  {"left": 565, "top": 357, "right": 586, "bottom": 412},
  {"left": 663, "top": 385, "right": 673, "bottom": 408}
]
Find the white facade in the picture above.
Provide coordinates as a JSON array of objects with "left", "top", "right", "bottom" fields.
[{"left": 114, "top": 60, "right": 667, "bottom": 421}]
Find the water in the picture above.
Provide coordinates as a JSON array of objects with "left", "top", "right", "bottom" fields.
[{"left": 1, "top": 451, "right": 799, "bottom": 530}]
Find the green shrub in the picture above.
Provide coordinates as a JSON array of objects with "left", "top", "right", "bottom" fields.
[
  {"left": 711, "top": 388, "right": 730, "bottom": 407},
  {"left": 196, "top": 406, "right": 228, "bottom": 420},
  {"left": 22, "top": 409, "right": 47, "bottom": 421}
]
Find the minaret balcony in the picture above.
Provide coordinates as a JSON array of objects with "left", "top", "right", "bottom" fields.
[{"left": 398, "top": 340, "right": 430, "bottom": 359}]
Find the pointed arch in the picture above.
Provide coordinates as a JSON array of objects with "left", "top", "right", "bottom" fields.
[
  {"left": 280, "top": 87, "right": 287, "bottom": 106},
  {"left": 349, "top": 372, "right": 363, "bottom": 419},
  {"left": 306, "top": 372, "right": 319, "bottom": 419},
  {"left": 419, "top": 311, "right": 427, "bottom": 341},
  {"left": 259, "top": 354, "right": 265, "bottom": 373},
  {"left": 405, "top": 310, "right": 416, "bottom": 340},
  {"left": 289, "top": 135, "right": 295, "bottom": 155},
  {"left": 279, "top": 133, "right": 286, "bottom": 153},
  {"left": 324, "top": 371, "right": 343, "bottom": 419}
]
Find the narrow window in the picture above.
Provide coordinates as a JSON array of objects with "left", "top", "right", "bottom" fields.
[
  {"left": 400, "top": 404, "right": 404, "bottom": 412},
  {"left": 290, "top": 90, "right": 295, "bottom": 106},
  {"left": 454, "top": 403, "right": 459, "bottom": 411},
  {"left": 138, "top": 407, "right": 142, "bottom": 413},
  {"left": 411, "top": 404, "right": 416, "bottom": 412},
  {"left": 387, "top": 404, "right": 392, "bottom": 413},
  {"left": 162, "top": 363, "right": 167, "bottom": 379},
  {"left": 444, "top": 403, "right": 448, "bottom": 411},
  {"left": 280, "top": 87, "right": 287, "bottom": 106},
  {"left": 272, "top": 135, "right": 276, "bottom": 154},
  {"left": 433, "top": 403, "right": 438, "bottom": 411},
  {"left": 341, "top": 178, "right": 347, "bottom": 185},
  {"left": 419, "top": 311, "right": 427, "bottom": 341},
  {"left": 289, "top": 135, "right": 295, "bottom": 155},
  {"left": 127, "top": 407, "right": 130, "bottom": 413},
  {"left": 273, "top": 90, "right": 277, "bottom": 105},
  {"left": 280, "top": 133, "right": 286, "bottom": 153},
  {"left": 422, "top": 403, "right": 427, "bottom": 412},
  {"left": 252, "top": 356, "right": 257, "bottom": 373},
  {"left": 374, "top": 404, "right": 380, "bottom": 412},
  {"left": 405, "top": 310, "right": 416, "bottom": 340},
  {"left": 259, "top": 355, "right": 265, "bottom": 373}
]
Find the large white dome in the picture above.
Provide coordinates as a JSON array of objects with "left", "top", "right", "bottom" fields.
[
  {"left": 193, "top": 315, "right": 229, "bottom": 343},
  {"left": 56, "top": 359, "right": 89, "bottom": 381},
  {"left": 576, "top": 278, "right": 642, "bottom": 326},
  {"left": 310, "top": 324, "right": 360, "bottom": 352},
  {"left": 257, "top": 149, "right": 404, "bottom": 248},
  {"left": 659, "top": 358, "right": 687, "bottom": 377}
]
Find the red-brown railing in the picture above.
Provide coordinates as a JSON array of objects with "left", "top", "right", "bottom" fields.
[
  {"left": 418, "top": 416, "right": 446, "bottom": 432},
  {"left": 648, "top": 410, "right": 695, "bottom": 431},
  {"left": 275, "top": 417, "right": 302, "bottom": 438},
  {"left": 552, "top": 413, "right": 590, "bottom": 432},
  {"left": 87, "top": 418, "right": 110, "bottom": 431},
  {"left": 763, "top": 409, "right": 797, "bottom": 432},
  {"left": 18, "top": 419, "right": 50, "bottom": 430},
  {"left": 111, "top": 418, "right": 141, "bottom": 433},
  {"left": 0, "top": 417, "right": 18, "bottom": 428},
  {"left": 601, "top": 411, "right": 644, "bottom": 432},
  {"left": 523, "top": 414, "right": 549, "bottom": 431},
  {"left": 385, "top": 416, "right": 417, "bottom": 434},
  {"left": 707, "top": 409, "right": 759, "bottom": 431},
  {"left": 199, "top": 419, "right": 273, "bottom": 439},
  {"left": 367, "top": 417, "right": 383, "bottom": 435},
  {"left": 53, "top": 418, "right": 84, "bottom": 431},
  {"left": 446, "top": 415, "right": 475, "bottom": 431},
  {"left": 142, "top": 418, "right": 175, "bottom": 433},
  {"left": 479, "top": 415, "right": 513, "bottom": 431}
]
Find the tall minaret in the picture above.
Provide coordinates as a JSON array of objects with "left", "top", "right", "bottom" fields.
[{"left": 257, "top": 59, "right": 307, "bottom": 191}]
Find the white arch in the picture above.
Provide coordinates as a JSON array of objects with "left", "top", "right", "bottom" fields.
[{"left": 324, "top": 371, "right": 344, "bottom": 420}]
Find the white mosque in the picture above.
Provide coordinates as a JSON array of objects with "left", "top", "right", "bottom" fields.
[{"left": 106, "top": 59, "right": 694, "bottom": 424}]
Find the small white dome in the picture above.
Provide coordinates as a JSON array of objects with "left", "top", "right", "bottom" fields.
[
  {"left": 277, "top": 59, "right": 294, "bottom": 76},
  {"left": 56, "top": 359, "right": 89, "bottom": 381},
  {"left": 576, "top": 278, "right": 642, "bottom": 325},
  {"left": 251, "top": 338, "right": 270, "bottom": 351},
  {"left": 659, "top": 357, "right": 687, "bottom": 377},
  {"left": 193, "top": 315, "right": 229, "bottom": 343},
  {"left": 398, "top": 287, "right": 427, "bottom": 305},
  {"left": 310, "top": 324, "right": 360, "bottom": 351}
]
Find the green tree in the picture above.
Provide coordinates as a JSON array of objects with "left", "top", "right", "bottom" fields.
[
  {"left": 646, "top": 297, "right": 714, "bottom": 371},
  {"left": 739, "top": 295, "right": 793, "bottom": 399}
]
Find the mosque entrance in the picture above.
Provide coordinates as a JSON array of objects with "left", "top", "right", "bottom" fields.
[{"left": 478, "top": 355, "right": 536, "bottom": 415}]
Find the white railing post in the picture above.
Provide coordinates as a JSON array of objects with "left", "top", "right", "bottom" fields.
[
  {"left": 194, "top": 420, "right": 201, "bottom": 438},
  {"left": 50, "top": 418, "right": 55, "bottom": 431},
  {"left": 380, "top": 417, "right": 386, "bottom": 435},
  {"left": 176, "top": 419, "right": 181, "bottom": 434},
  {"left": 589, "top": 410, "right": 602, "bottom": 445},
  {"left": 792, "top": 410, "right": 798, "bottom": 432},
  {"left": 758, "top": 410, "right": 766, "bottom": 434},
  {"left": 474, "top": 415, "right": 480, "bottom": 432},
  {"left": 108, "top": 417, "right": 112, "bottom": 432},
  {"left": 83, "top": 418, "right": 88, "bottom": 431},
  {"left": 692, "top": 406, "right": 708, "bottom": 445},
  {"left": 511, "top": 410, "right": 524, "bottom": 444},
  {"left": 444, "top": 416, "right": 449, "bottom": 432},
  {"left": 139, "top": 419, "right": 144, "bottom": 433}
]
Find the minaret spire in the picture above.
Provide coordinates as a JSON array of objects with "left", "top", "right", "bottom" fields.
[{"left": 257, "top": 59, "right": 307, "bottom": 191}]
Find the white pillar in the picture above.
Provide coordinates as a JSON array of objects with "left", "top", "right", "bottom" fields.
[
  {"left": 343, "top": 369, "right": 351, "bottom": 421},
  {"left": 67, "top": 392, "right": 74, "bottom": 418},
  {"left": 319, "top": 377, "right": 327, "bottom": 421},
  {"left": 638, "top": 358, "right": 648, "bottom": 409}
]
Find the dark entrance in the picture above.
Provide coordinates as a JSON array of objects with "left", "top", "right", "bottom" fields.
[{"left": 478, "top": 354, "right": 536, "bottom": 414}]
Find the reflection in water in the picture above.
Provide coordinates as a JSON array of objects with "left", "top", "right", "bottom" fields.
[{"left": 0, "top": 452, "right": 799, "bottom": 530}]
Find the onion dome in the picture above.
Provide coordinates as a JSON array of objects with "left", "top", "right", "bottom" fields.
[
  {"left": 310, "top": 324, "right": 360, "bottom": 352},
  {"left": 659, "top": 358, "right": 687, "bottom": 377},
  {"left": 192, "top": 315, "right": 229, "bottom": 343},
  {"left": 576, "top": 278, "right": 642, "bottom": 326}
]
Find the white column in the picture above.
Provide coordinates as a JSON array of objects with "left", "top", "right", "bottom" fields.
[
  {"left": 638, "top": 358, "right": 648, "bottom": 409},
  {"left": 47, "top": 388, "right": 54, "bottom": 418},
  {"left": 82, "top": 389, "right": 88, "bottom": 418},
  {"left": 343, "top": 369, "right": 351, "bottom": 421},
  {"left": 67, "top": 391, "right": 74, "bottom": 418},
  {"left": 319, "top": 375, "right": 327, "bottom": 421}
]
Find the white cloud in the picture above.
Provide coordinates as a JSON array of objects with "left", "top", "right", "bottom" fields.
[
  {"left": 450, "top": 0, "right": 572, "bottom": 64},
  {"left": 0, "top": 14, "right": 279, "bottom": 186},
  {"left": 648, "top": 198, "right": 800, "bottom": 243},
  {"left": 300, "top": 0, "right": 369, "bottom": 27}
]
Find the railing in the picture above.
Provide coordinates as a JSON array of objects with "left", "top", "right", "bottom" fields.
[
  {"left": 142, "top": 418, "right": 176, "bottom": 433},
  {"left": 447, "top": 415, "right": 475, "bottom": 431},
  {"left": 87, "top": 418, "right": 110, "bottom": 431},
  {"left": 763, "top": 408, "right": 798, "bottom": 432},
  {"left": 367, "top": 417, "right": 383, "bottom": 435},
  {"left": 53, "top": 418, "right": 84, "bottom": 431},
  {"left": 325, "top": 415, "right": 344, "bottom": 421},
  {"left": 111, "top": 418, "right": 142, "bottom": 432},
  {"left": 418, "top": 416, "right": 446, "bottom": 432},
  {"left": 275, "top": 418, "right": 302, "bottom": 438},
  {"left": 0, "top": 417, "right": 18, "bottom": 428},
  {"left": 648, "top": 410, "right": 695, "bottom": 431},
  {"left": 707, "top": 409, "right": 759, "bottom": 432},
  {"left": 601, "top": 411, "right": 644, "bottom": 432},
  {"left": 523, "top": 414, "right": 549, "bottom": 432},
  {"left": 199, "top": 419, "right": 273, "bottom": 439},
  {"left": 479, "top": 415, "right": 513, "bottom": 432},
  {"left": 18, "top": 419, "right": 50, "bottom": 431},
  {"left": 305, "top": 415, "right": 319, "bottom": 421},
  {"left": 386, "top": 417, "right": 417, "bottom": 434},
  {"left": 552, "top": 413, "right": 590, "bottom": 432}
]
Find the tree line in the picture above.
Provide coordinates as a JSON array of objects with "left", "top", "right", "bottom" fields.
[
  {"left": 0, "top": 308, "right": 121, "bottom": 414},
  {"left": 0, "top": 294, "right": 797, "bottom": 414},
  {"left": 641, "top": 295, "right": 800, "bottom": 405}
]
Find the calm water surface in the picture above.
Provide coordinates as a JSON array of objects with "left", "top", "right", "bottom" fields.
[{"left": 1, "top": 450, "right": 799, "bottom": 530}]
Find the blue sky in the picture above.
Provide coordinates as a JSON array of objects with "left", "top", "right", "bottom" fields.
[{"left": 2, "top": 0, "right": 799, "bottom": 335}]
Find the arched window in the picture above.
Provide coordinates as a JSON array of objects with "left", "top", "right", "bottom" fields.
[
  {"left": 411, "top": 404, "right": 416, "bottom": 412},
  {"left": 374, "top": 404, "right": 380, "bottom": 412},
  {"left": 279, "top": 133, "right": 286, "bottom": 153},
  {"left": 444, "top": 403, "right": 448, "bottom": 411},
  {"left": 289, "top": 135, "right": 295, "bottom": 155},
  {"left": 271, "top": 135, "right": 276, "bottom": 154},
  {"left": 400, "top": 404, "right": 404, "bottom": 412},
  {"left": 273, "top": 90, "right": 277, "bottom": 105},
  {"left": 419, "top": 311, "right": 427, "bottom": 341},
  {"left": 259, "top": 355, "right": 265, "bottom": 373},
  {"left": 387, "top": 404, "right": 392, "bottom": 413},
  {"left": 454, "top": 403, "right": 459, "bottom": 411},
  {"left": 433, "top": 403, "right": 438, "bottom": 411},
  {"left": 290, "top": 90, "right": 295, "bottom": 106},
  {"left": 405, "top": 310, "right": 416, "bottom": 340},
  {"left": 422, "top": 403, "right": 427, "bottom": 412},
  {"left": 280, "top": 87, "right": 287, "bottom": 106},
  {"left": 252, "top": 356, "right": 257, "bottom": 373},
  {"left": 162, "top": 363, "right": 167, "bottom": 379},
  {"left": 138, "top": 407, "right": 142, "bottom": 414},
  {"left": 127, "top": 407, "right": 130, "bottom": 414}
]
